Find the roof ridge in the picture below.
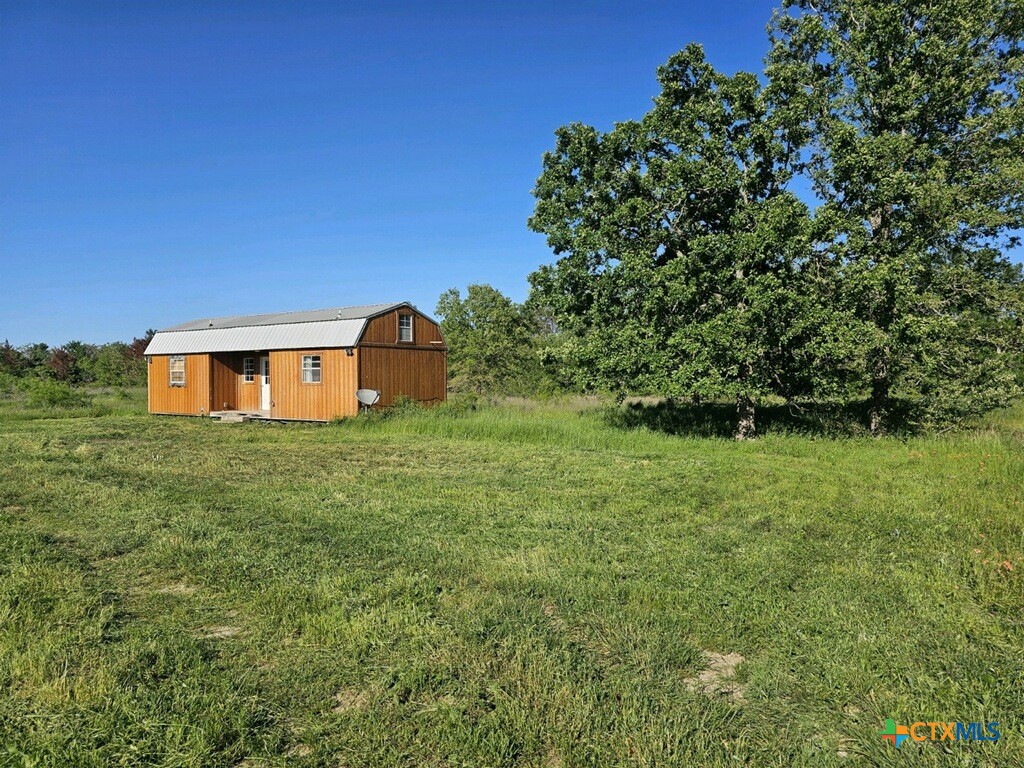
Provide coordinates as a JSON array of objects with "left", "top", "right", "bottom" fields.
[
  {"left": 166, "top": 317, "right": 369, "bottom": 333},
  {"left": 184, "top": 301, "right": 407, "bottom": 325}
]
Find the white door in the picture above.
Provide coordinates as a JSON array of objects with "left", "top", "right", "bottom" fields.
[{"left": 259, "top": 356, "right": 271, "bottom": 411}]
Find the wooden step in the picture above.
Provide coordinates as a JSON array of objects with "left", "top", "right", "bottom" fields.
[{"left": 211, "top": 411, "right": 253, "bottom": 423}]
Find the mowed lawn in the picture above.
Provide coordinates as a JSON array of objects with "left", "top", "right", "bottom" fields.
[{"left": 1, "top": 392, "right": 1022, "bottom": 768}]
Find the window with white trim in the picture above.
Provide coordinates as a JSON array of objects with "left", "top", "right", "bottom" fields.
[
  {"left": 243, "top": 357, "right": 255, "bottom": 383},
  {"left": 398, "top": 313, "right": 413, "bottom": 342},
  {"left": 169, "top": 355, "right": 186, "bottom": 387},
  {"left": 301, "top": 355, "right": 321, "bottom": 383}
]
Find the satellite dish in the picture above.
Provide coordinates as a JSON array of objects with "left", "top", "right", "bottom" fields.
[{"left": 356, "top": 389, "right": 380, "bottom": 412}]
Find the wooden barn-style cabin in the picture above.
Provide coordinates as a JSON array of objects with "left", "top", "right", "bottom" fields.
[{"left": 144, "top": 302, "right": 446, "bottom": 421}]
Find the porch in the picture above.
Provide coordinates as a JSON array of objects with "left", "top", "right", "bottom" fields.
[{"left": 211, "top": 352, "right": 271, "bottom": 413}]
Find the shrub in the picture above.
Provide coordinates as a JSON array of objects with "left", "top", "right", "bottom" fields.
[
  {"left": 0, "top": 371, "right": 19, "bottom": 397},
  {"left": 21, "top": 378, "right": 92, "bottom": 409},
  {"left": 430, "top": 392, "right": 480, "bottom": 417}
]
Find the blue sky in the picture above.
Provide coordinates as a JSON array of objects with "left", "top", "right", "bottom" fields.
[{"left": 3, "top": 0, "right": 782, "bottom": 344}]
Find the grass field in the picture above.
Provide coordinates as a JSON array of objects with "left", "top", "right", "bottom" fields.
[{"left": 1, "top": 390, "right": 1022, "bottom": 767}]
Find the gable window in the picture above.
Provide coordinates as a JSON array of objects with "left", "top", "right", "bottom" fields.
[
  {"left": 169, "top": 355, "right": 186, "bottom": 387},
  {"left": 301, "top": 354, "right": 321, "bottom": 383},
  {"left": 398, "top": 313, "right": 413, "bottom": 342},
  {"left": 243, "top": 357, "right": 255, "bottom": 383}
]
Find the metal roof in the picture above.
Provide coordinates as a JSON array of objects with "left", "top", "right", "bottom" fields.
[
  {"left": 160, "top": 302, "right": 406, "bottom": 332},
  {"left": 144, "top": 302, "right": 414, "bottom": 355}
]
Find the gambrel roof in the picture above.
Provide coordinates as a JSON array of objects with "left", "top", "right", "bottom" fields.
[{"left": 144, "top": 302, "right": 417, "bottom": 355}]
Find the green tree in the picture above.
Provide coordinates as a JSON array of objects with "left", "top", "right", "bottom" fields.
[
  {"left": 529, "top": 44, "right": 831, "bottom": 438},
  {"left": 19, "top": 343, "right": 50, "bottom": 375},
  {"left": 122, "top": 330, "right": 156, "bottom": 386},
  {"left": 63, "top": 340, "right": 98, "bottom": 383},
  {"left": 769, "top": 0, "right": 1024, "bottom": 430},
  {"left": 93, "top": 343, "right": 134, "bottom": 386},
  {"left": 436, "top": 285, "right": 542, "bottom": 395}
]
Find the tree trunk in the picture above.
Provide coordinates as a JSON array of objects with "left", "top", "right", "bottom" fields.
[
  {"left": 735, "top": 395, "right": 756, "bottom": 440},
  {"left": 869, "top": 376, "right": 888, "bottom": 435},
  {"left": 869, "top": 351, "right": 889, "bottom": 435}
]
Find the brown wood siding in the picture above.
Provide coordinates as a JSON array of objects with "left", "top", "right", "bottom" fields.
[
  {"left": 360, "top": 307, "right": 445, "bottom": 347},
  {"left": 147, "top": 354, "right": 212, "bottom": 415},
  {"left": 269, "top": 348, "right": 360, "bottom": 420},
  {"left": 237, "top": 355, "right": 261, "bottom": 411},
  {"left": 210, "top": 353, "right": 260, "bottom": 411},
  {"left": 210, "top": 354, "right": 237, "bottom": 411},
  {"left": 358, "top": 346, "right": 446, "bottom": 407}
]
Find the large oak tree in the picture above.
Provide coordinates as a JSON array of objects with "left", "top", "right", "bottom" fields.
[
  {"left": 530, "top": 0, "right": 1024, "bottom": 435},
  {"left": 769, "top": 0, "right": 1024, "bottom": 430},
  {"left": 529, "top": 44, "right": 831, "bottom": 438}
]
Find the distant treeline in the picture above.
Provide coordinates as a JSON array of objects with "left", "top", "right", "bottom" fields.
[{"left": 0, "top": 331, "right": 155, "bottom": 387}]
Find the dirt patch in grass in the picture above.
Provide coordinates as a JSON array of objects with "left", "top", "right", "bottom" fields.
[
  {"left": 333, "top": 688, "right": 368, "bottom": 713},
  {"left": 153, "top": 582, "right": 197, "bottom": 596},
  {"left": 542, "top": 602, "right": 566, "bottom": 631},
  {"left": 200, "top": 625, "right": 241, "bottom": 639},
  {"left": 544, "top": 746, "right": 563, "bottom": 768},
  {"left": 684, "top": 651, "right": 746, "bottom": 703}
]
